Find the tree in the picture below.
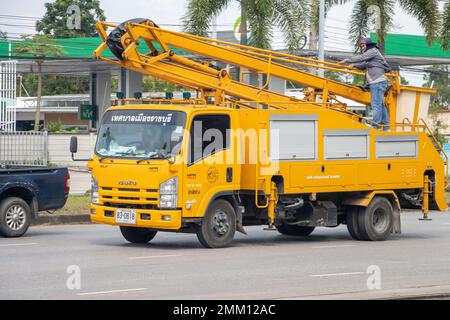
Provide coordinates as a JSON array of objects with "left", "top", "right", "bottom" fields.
[
  {"left": 14, "top": 35, "right": 66, "bottom": 131},
  {"left": 429, "top": 109, "right": 449, "bottom": 145},
  {"left": 19, "top": 74, "right": 90, "bottom": 97},
  {"left": 442, "top": 0, "right": 450, "bottom": 51},
  {"left": 0, "top": 30, "right": 7, "bottom": 40},
  {"left": 36, "top": 0, "right": 105, "bottom": 38},
  {"left": 348, "top": 0, "right": 441, "bottom": 54},
  {"left": 183, "top": 0, "right": 309, "bottom": 52},
  {"left": 423, "top": 65, "right": 450, "bottom": 111}
]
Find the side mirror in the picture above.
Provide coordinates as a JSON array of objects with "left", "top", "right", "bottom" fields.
[{"left": 70, "top": 136, "right": 78, "bottom": 154}]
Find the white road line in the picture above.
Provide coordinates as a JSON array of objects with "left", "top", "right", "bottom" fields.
[
  {"left": 311, "top": 245, "right": 356, "bottom": 249},
  {"left": 76, "top": 288, "right": 147, "bottom": 296},
  {"left": 128, "top": 254, "right": 183, "bottom": 260},
  {"left": 311, "top": 272, "right": 365, "bottom": 278},
  {"left": 0, "top": 243, "right": 38, "bottom": 247}
]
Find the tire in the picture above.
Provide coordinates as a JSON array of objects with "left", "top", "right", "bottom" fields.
[
  {"left": 120, "top": 226, "right": 157, "bottom": 244},
  {"left": 276, "top": 223, "right": 315, "bottom": 236},
  {"left": 196, "top": 199, "right": 236, "bottom": 248},
  {"left": 357, "top": 197, "right": 394, "bottom": 241},
  {"left": 346, "top": 206, "right": 363, "bottom": 240},
  {"left": 0, "top": 197, "right": 32, "bottom": 238}
]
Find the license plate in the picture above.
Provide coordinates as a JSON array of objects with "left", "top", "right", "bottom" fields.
[{"left": 115, "top": 209, "right": 137, "bottom": 225}]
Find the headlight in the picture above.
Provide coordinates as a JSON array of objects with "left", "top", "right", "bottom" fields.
[
  {"left": 159, "top": 177, "right": 178, "bottom": 208},
  {"left": 91, "top": 177, "right": 99, "bottom": 204}
]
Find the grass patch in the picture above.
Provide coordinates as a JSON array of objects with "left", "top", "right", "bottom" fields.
[
  {"left": 446, "top": 192, "right": 450, "bottom": 205},
  {"left": 60, "top": 195, "right": 91, "bottom": 214}
]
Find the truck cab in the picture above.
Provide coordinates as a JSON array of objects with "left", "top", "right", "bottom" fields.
[{"left": 87, "top": 104, "right": 241, "bottom": 247}]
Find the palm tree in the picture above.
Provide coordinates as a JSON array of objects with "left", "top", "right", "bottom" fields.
[
  {"left": 183, "top": 0, "right": 309, "bottom": 52},
  {"left": 442, "top": 0, "right": 450, "bottom": 51},
  {"left": 349, "top": 0, "right": 441, "bottom": 53},
  {"left": 14, "top": 35, "right": 66, "bottom": 131}
]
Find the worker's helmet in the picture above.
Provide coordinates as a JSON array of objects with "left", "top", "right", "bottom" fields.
[{"left": 360, "top": 37, "right": 377, "bottom": 46}]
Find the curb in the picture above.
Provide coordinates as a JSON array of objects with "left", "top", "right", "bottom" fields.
[{"left": 32, "top": 214, "right": 91, "bottom": 226}]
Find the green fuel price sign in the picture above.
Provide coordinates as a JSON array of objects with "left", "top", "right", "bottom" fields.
[{"left": 79, "top": 104, "right": 97, "bottom": 121}]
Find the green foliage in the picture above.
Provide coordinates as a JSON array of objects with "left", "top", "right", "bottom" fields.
[
  {"left": 429, "top": 109, "right": 449, "bottom": 145},
  {"left": 14, "top": 34, "right": 66, "bottom": 60},
  {"left": 47, "top": 121, "right": 63, "bottom": 133},
  {"left": 182, "top": 0, "right": 309, "bottom": 52},
  {"left": 19, "top": 74, "right": 90, "bottom": 97},
  {"left": 36, "top": 0, "right": 106, "bottom": 38},
  {"left": 423, "top": 65, "right": 450, "bottom": 111},
  {"left": 349, "top": 0, "right": 442, "bottom": 53},
  {"left": 142, "top": 76, "right": 184, "bottom": 93},
  {"left": 442, "top": 1, "right": 450, "bottom": 51}
]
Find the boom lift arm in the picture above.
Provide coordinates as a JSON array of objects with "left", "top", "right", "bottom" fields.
[{"left": 94, "top": 20, "right": 398, "bottom": 116}]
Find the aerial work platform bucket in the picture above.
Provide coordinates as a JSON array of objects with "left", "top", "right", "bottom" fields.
[{"left": 395, "top": 86, "right": 436, "bottom": 130}]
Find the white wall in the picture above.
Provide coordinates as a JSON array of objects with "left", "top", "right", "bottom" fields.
[{"left": 48, "top": 133, "right": 97, "bottom": 168}]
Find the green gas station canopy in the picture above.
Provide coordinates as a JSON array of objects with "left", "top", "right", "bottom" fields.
[
  {"left": 0, "top": 37, "right": 188, "bottom": 59},
  {"left": 371, "top": 33, "right": 450, "bottom": 59}
]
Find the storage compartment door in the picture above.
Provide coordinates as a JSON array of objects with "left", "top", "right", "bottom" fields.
[
  {"left": 376, "top": 135, "right": 418, "bottom": 159},
  {"left": 324, "top": 130, "right": 370, "bottom": 160},
  {"left": 270, "top": 115, "right": 317, "bottom": 161}
]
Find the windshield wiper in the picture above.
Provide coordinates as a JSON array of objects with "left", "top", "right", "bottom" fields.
[{"left": 136, "top": 153, "right": 171, "bottom": 164}]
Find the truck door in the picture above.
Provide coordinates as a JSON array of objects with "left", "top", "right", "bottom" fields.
[{"left": 183, "top": 112, "right": 240, "bottom": 217}]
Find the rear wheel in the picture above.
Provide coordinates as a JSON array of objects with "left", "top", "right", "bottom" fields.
[
  {"left": 0, "top": 197, "right": 32, "bottom": 238},
  {"left": 357, "top": 197, "right": 394, "bottom": 241},
  {"left": 276, "top": 223, "right": 315, "bottom": 236},
  {"left": 196, "top": 199, "right": 236, "bottom": 248},
  {"left": 346, "top": 206, "right": 363, "bottom": 240},
  {"left": 120, "top": 227, "right": 157, "bottom": 244}
]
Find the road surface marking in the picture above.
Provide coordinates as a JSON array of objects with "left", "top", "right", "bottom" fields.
[
  {"left": 128, "top": 254, "right": 183, "bottom": 260},
  {"left": 0, "top": 243, "right": 37, "bottom": 247},
  {"left": 311, "top": 245, "right": 356, "bottom": 249},
  {"left": 311, "top": 272, "right": 364, "bottom": 278},
  {"left": 77, "top": 288, "right": 147, "bottom": 296}
]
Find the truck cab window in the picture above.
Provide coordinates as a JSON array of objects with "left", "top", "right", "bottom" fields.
[{"left": 189, "top": 114, "right": 230, "bottom": 165}]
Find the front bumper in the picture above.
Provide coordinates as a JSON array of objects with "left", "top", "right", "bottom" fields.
[{"left": 90, "top": 204, "right": 182, "bottom": 230}]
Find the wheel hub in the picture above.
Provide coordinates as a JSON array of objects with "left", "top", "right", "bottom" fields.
[
  {"left": 5, "top": 205, "right": 26, "bottom": 231},
  {"left": 373, "top": 208, "right": 388, "bottom": 233},
  {"left": 212, "top": 211, "right": 229, "bottom": 236}
]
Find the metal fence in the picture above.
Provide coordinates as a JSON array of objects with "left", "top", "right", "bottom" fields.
[
  {"left": 0, "top": 131, "right": 48, "bottom": 166},
  {"left": 0, "top": 60, "right": 17, "bottom": 132}
]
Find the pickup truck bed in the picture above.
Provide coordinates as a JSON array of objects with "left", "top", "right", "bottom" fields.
[{"left": 0, "top": 166, "right": 70, "bottom": 237}]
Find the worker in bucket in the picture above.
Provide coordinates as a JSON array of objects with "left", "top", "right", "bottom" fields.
[{"left": 338, "top": 37, "right": 392, "bottom": 131}]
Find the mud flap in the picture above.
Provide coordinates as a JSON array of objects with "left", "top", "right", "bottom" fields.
[
  {"left": 392, "top": 207, "right": 401, "bottom": 234},
  {"left": 236, "top": 206, "right": 247, "bottom": 235}
]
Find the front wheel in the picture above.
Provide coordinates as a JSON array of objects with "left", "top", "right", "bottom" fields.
[
  {"left": 0, "top": 197, "right": 32, "bottom": 238},
  {"left": 196, "top": 199, "right": 236, "bottom": 248},
  {"left": 120, "top": 226, "right": 157, "bottom": 244}
]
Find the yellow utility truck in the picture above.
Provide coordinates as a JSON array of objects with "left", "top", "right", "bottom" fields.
[{"left": 70, "top": 19, "right": 448, "bottom": 248}]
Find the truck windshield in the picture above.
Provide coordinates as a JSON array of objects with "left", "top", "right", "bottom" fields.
[{"left": 95, "top": 110, "right": 186, "bottom": 159}]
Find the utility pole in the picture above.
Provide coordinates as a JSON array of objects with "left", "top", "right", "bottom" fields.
[{"left": 318, "top": 0, "right": 325, "bottom": 78}]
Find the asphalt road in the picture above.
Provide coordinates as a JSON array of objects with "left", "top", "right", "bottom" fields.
[{"left": 1, "top": 210, "right": 450, "bottom": 300}]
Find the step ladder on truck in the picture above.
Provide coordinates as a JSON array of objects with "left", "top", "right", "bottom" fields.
[{"left": 70, "top": 18, "right": 448, "bottom": 248}]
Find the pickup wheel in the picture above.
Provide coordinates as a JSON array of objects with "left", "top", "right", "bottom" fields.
[
  {"left": 276, "top": 223, "right": 315, "bottom": 236},
  {"left": 120, "top": 227, "right": 157, "bottom": 244},
  {"left": 0, "top": 197, "right": 32, "bottom": 238},
  {"left": 196, "top": 199, "right": 236, "bottom": 248},
  {"left": 357, "top": 197, "right": 394, "bottom": 241},
  {"left": 346, "top": 206, "right": 363, "bottom": 240}
]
